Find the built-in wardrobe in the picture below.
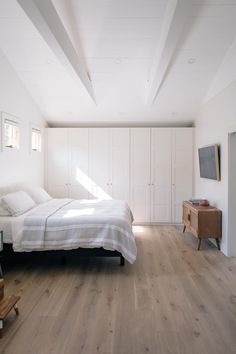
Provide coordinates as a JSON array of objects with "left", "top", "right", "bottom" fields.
[{"left": 46, "top": 127, "right": 193, "bottom": 223}]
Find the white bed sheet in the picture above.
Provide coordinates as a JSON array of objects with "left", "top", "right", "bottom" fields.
[
  {"left": 0, "top": 206, "right": 40, "bottom": 244},
  {"left": 10, "top": 199, "right": 136, "bottom": 263},
  {"left": 0, "top": 199, "right": 137, "bottom": 263},
  {"left": 0, "top": 216, "right": 14, "bottom": 243}
]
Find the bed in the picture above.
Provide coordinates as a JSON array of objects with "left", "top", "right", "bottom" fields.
[{"left": 0, "top": 196, "right": 137, "bottom": 266}]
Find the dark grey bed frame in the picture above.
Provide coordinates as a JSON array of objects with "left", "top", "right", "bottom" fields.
[{"left": 1, "top": 243, "right": 125, "bottom": 272}]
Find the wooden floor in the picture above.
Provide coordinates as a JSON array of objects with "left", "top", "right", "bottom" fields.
[{"left": 1, "top": 226, "right": 236, "bottom": 354}]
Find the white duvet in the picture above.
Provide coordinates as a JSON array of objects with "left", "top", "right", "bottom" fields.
[{"left": 12, "top": 199, "right": 137, "bottom": 264}]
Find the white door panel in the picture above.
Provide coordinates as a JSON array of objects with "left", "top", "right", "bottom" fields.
[
  {"left": 132, "top": 186, "right": 149, "bottom": 204},
  {"left": 175, "top": 149, "right": 192, "bottom": 165},
  {"left": 89, "top": 128, "right": 111, "bottom": 199},
  {"left": 47, "top": 128, "right": 69, "bottom": 197},
  {"left": 111, "top": 128, "right": 130, "bottom": 203},
  {"left": 175, "top": 128, "right": 193, "bottom": 148},
  {"left": 49, "top": 185, "right": 69, "bottom": 198},
  {"left": 151, "top": 128, "right": 172, "bottom": 222},
  {"left": 172, "top": 128, "right": 193, "bottom": 223},
  {"left": 153, "top": 205, "right": 170, "bottom": 222},
  {"left": 173, "top": 206, "right": 182, "bottom": 224},
  {"left": 130, "top": 128, "right": 151, "bottom": 223},
  {"left": 153, "top": 187, "right": 170, "bottom": 203},
  {"left": 69, "top": 128, "right": 91, "bottom": 199}
]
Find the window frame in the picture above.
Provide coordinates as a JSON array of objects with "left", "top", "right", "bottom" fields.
[
  {"left": 30, "top": 124, "right": 42, "bottom": 153},
  {"left": 1, "top": 112, "right": 21, "bottom": 152}
]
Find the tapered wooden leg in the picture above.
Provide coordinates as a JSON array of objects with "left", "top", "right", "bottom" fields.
[
  {"left": 216, "top": 238, "right": 220, "bottom": 251},
  {"left": 183, "top": 225, "right": 186, "bottom": 233},
  {"left": 0, "top": 320, "right": 3, "bottom": 338},
  {"left": 120, "top": 256, "right": 125, "bottom": 266},
  {"left": 14, "top": 304, "right": 19, "bottom": 315},
  {"left": 197, "top": 238, "right": 202, "bottom": 251}
]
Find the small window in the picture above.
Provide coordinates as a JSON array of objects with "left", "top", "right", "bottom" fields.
[
  {"left": 4, "top": 119, "right": 20, "bottom": 149},
  {"left": 32, "top": 128, "right": 42, "bottom": 152}
]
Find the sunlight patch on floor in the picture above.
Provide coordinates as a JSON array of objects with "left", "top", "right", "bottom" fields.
[{"left": 132, "top": 225, "right": 145, "bottom": 234}]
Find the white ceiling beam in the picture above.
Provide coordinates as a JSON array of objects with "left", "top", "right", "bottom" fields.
[
  {"left": 147, "top": 0, "right": 191, "bottom": 104},
  {"left": 17, "top": 0, "right": 95, "bottom": 102}
]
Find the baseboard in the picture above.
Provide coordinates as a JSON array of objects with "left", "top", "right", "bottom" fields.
[{"left": 133, "top": 222, "right": 182, "bottom": 226}]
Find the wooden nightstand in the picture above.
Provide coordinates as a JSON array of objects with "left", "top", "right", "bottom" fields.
[
  {"left": 0, "top": 231, "right": 3, "bottom": 278},
  {"left": 182, "top": 201, "right": 222, "bottom": 250},
  {"left": 0, "top": 279, "right": 20, "bottom": 337},
  {"left": 0, "top": 231, "right": 20, "bottom": 337}
]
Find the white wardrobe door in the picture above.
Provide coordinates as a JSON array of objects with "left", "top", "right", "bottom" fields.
[
  {"left": 111, "top": 128, "right": 130, "bottom": 204},
  {"left": 69, "top": 128, "right": 91, "bottom": 199},
  {"left": 172, "top": 128, "right": 193, "bottom": 223},
  {"left": 89, "top": 128, "right": 111, "bottom": 199},
  {"left": 47, "top": 128, "right": 69, "bottom": 198},
  {"left": 130, "top": 128, "right": 151, "bottom": 223},
  {"left": 151, "top": 128, "right": 172, "bottom": 222}
]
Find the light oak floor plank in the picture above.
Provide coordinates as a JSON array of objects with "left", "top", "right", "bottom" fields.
[{"left": 1, "top": 225, "right": 236, "bottom": 354}]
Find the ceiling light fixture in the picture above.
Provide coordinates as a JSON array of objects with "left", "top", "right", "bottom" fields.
[{"left": 188, "top": 58, "right": 196, "bottom": 64}]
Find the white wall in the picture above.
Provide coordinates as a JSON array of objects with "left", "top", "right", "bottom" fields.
[
  {"left": 204, "top": 39, "right": 236, "bottom": 103},
  {"left": 194, "top": 82, "right": 236, "bottom": 256},
  {"left": 228, "top": 133, "right": 236, "bottom": 256},
  {"left": 0, "top": 50, "right": 46, "bottom": 188}
]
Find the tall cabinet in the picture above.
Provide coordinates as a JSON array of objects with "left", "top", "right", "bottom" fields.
[
  {"left": 89, "top": 128, "right": 111, "bottom": 199},
  {"left": 172, "top": 128, "right": 193, "bottom": 223},
  {"left": 46, "top": 127, "right": 193, "bottom": 223},
  {"left": 46, "top": 128, "right": 130, "bottom": 202},
  {"left": 89, "top": 128, "right": 130, "bottom": 201},
  {"left": 69, "top": 128, "right": 91, "bottom": 199},
  {"left": 151, "top": 128, "right": 172, "bottom": 223},
  {"left": 47, "top": 128, "right": 69, "bottom": 198},
  {"left": 130, "top": 127, "right": 193, "bottom": 223},
  {"left": 47, "top": 128, "right": 91, "bottom": 199},
  {"left": 130, "top": 128, "right": 151, "bottom": 223},
  {"left": 110, "top": 128, "right": 130, "bottom": 202}
]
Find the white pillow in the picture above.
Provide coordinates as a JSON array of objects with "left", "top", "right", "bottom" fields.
[
  {"left": 0, "top": 199, "right": 11, "bottom": 216},
  {"left": 24, "top": 187, "right": 51, "bottom": 204},
  {"left": 1, "top": 191, "right": 36, "bottom": 216}
]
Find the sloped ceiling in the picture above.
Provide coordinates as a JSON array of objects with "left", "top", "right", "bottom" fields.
[{"left": 0, "top": 0, "right": 236, "bottom": 125}]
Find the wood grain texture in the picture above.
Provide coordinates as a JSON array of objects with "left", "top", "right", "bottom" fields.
[
  {"left": 183, "top": 201, "right": 222, "bottom": 250},
  {"left": 0, "top": 295, "right": 20, "bottom": 319},
  {"left": 1, "top": 226, "right": 236, "bottom": 354}
]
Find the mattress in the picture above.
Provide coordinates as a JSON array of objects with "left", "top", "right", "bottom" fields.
[
  {"left": 11, "top": 198, "right": 137, "bottom": 263},
  {"left": 0, "top": 207, "right": 39, "bottom": 244},
  {"left": 0, "top": 216, "right": 15, "bottom": 243}
]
